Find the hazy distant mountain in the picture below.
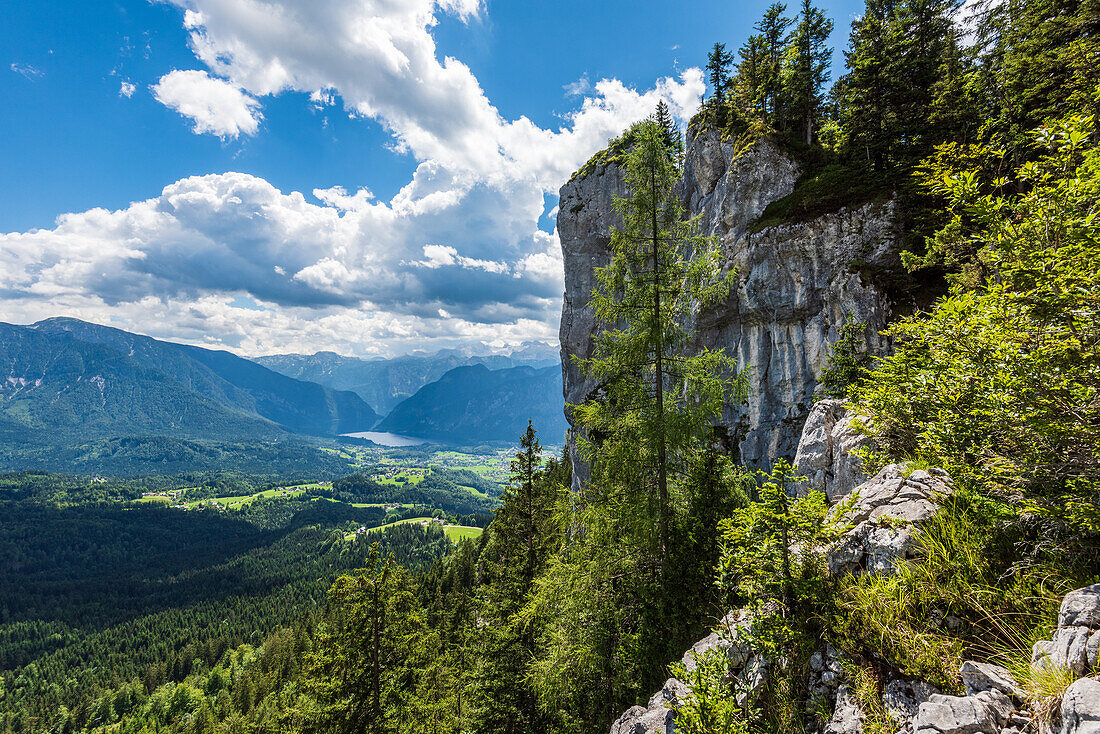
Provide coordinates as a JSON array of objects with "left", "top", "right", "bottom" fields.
[
  {"left": 376, "top": 364, "right": 568, "bottom": 443},
  {"left": 255, "top": 344, "right": 558, "bottom": 413},
  {"left": 0, "top": 318, "right": 379, "bottom": 444}
]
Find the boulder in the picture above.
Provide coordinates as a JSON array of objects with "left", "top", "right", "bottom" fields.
[
  {"left": 825, "top": 684, "right": 865, "bottom": 734},
  {"left": 1060, "top": 585, "right": 1100, "bottom": 629},
  {"left": 912, "top": 691, "right": 1014, "bottom": 734},
  {"left": 607, "top": 611, "right": 769, "bottom": 734},
  {"left": 827, "top": 464, "right": 952, "bottom": 576},
  {"left": 1032, "top": 585, "right": 1100, "bottom": 676},
  {"left": 793, "top": 399, "right": 870, "bottom": 502},
  {"left": 608, "top": 678, "right": 688, "bottom": 734},
  {"left": 1032, "top": 628, "right": 1100, "bottom": 676},
  {"left": 1060, "top": 677, "right": 1100, "bottom": 734},
  {"left": 959, "top": 661, "right": 1022, "bottom": 699},
  {"left": 681, "top": 610, "right": 755, "bottom": 672},
  {"left": 882, "top": 677, "right": 940, "bottom": 723}
]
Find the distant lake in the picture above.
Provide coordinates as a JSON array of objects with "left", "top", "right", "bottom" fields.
[{"left": 341, "top": 431, "right": 432, "bottom": 447}]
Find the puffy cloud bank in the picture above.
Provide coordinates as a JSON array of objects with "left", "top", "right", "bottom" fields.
[{"left": 2, "top": 0, "right": 704, "bottom": 356}]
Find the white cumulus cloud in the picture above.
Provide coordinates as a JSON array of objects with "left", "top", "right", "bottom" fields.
[
  {"left": 1, "top": 0, "right": 705, "bottom": 355},
  {"left": 152, "top": 69, "right": 263, "bottom": 138}
]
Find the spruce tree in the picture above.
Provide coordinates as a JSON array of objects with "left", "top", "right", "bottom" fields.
[
  {"left": 705, "top": 42, "right": 734, "bottom": 125},
  {"left": 295, "top": 547, "right": 434, "bottom": 734},
  {"left": 889, "top": 0, "right": 957, "bottom": 162},
  {"left": 784, "top": 0, "right": 834, "bottom": 144},
  {"left": 654, "top": 100, "right": 683, "bottom": 161},
  {"left": 756, "top": 3, "right": 794, "bottom": 128},
  {"left": 734, "top": 34, "right": 769, "bottom": 123},
  {"left": 841, "top": 0, "right": 898, "bottom": 170},
  {"left": 470, "top": 423, "right": 563, "bottom": 734}
]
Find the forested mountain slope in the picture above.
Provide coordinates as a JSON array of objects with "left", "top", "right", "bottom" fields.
[
  {"left": 0, "top": 318, "right": 379, "bottom": 443},
  {"left": 376, "top": 363, "right": 569, "bottom": 443}
]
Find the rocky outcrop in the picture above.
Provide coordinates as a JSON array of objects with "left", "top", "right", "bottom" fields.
[
  {"left": 609, "top": 678, "right": 686, "bottom": 734},
  {"left": 1061, "top": 677, "right": 1100, "bottom": 734},
  {"left": 959, "top": 661, "right": 1021, "bottom": 699},
  {"left": 559, "top": 124, "right": 898, "bottom": 489},
  {"left": 826, "top": 464, "right": 952, "bottom": 577},
  {"left": 793, "top": 399, "right": 871, "bottom": 502},
  {"left": 1033, "top": 584, "right": 1100, "bottom": 676},
  {"left": 826, "top": 686, "right": 866, "bottom": 734},
  {"left": 913, "top": 691, "right": 1015, "bottom": 734},
  {"left": 600, "top": 374, "right": 1098, "bottom": 734},
  {"left": 607, "top": 610, "right": 767, "bottom": 733}
]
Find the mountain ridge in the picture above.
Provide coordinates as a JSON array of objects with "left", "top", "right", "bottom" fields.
[
  {"left": 255, "top": 348, "right": 558, "bottom": 414},
  {"left": 376, "top": 363, "right": 568, "bottom": 443},
  {"left": 0, "top": 318, "right": 380, "bottom": 443}
]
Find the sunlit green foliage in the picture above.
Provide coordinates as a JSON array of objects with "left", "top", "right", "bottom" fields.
[{"left": 855, "top": 114, "right": 1100, "bottom": 531}]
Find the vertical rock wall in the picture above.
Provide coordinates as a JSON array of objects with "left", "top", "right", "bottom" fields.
[{"left": 558, "top": 123, "right": 900, "bottom": 487}]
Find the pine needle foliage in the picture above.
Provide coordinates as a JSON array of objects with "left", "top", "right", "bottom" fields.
[{"left": 573, "top": 117, "right": 749, "bottom": 567}]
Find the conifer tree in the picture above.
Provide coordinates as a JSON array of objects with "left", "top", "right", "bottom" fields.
[
  {"left": 705, "top": 42, "right": 734, "bottom": 125},
  {"left": 889, "top": 0, "right": 957, "bottom": 161},
  {"left": 470, "top": 423, "right": 563, "bottom": 734},
  {"left": 654, "top": 100, "right": 683, "bottom": 161},
  {"left": 295, "top": 547, "right": 434, "bottom": 734},
  {"left": 784, "top": 0, "right": 834, "bottom": 144},
  {"left": 734, "top": 34, "right": 769, "bottom": 122},
  {"left": 842, "top": 0, "right": 898, "bottom": 170},
  {"left": 573, "top": 118, "right": 749, "bottom": 569},
  {"left": 756, "top": 3, "right": 794, "bottom": 127}
]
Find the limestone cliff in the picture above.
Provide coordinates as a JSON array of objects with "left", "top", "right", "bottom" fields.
[{"left": 558, "top": 123, "right": 899, "bottom": 487}]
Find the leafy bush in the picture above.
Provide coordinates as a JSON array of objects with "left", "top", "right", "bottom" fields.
[{"left": 853, "top": 114, "right": 1100, "bottom": 532}]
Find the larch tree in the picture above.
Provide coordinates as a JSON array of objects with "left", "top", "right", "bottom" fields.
[{"left": 572, "top": 118, "right": 749, "bottom": 570}]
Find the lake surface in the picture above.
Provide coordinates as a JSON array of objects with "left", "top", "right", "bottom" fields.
[{"left": 341, "top": 431, "right": 432, "bottom": 447}]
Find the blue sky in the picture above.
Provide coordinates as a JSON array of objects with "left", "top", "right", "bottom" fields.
[{"left": 1, "top": 0, "right": 864, "bottom": 357}]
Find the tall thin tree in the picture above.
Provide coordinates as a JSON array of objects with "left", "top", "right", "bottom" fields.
[{"left": 573, "top": 120, "right": 749, "bottom": 568}]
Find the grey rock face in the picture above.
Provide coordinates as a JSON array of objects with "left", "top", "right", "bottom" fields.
[
  {"left": 913, "top": 691, "right": 1014, "bottom": 734},
  {"left": 959, "top": 661, "right": 1021, "bottom": 699},
  {"left": 1060, "top": 677, "right": 1100, "bottom": 734},
  {"left": 827, "top": 464, "right": 952, "bottom": 576},
  {"left": 1033, "top": 627, "right": 1100, "bottom": 676},
  {"left": 793, "top": 399, "right": 871, "bottom": 502},
  {"left": 1033, "top": 584, "right": 1100, "bottom": 676},
  {"left": 558, "top": 125, "right": 899, "bottom": 487},
  {"left": 606, "top": 610, "right": 768, "bottom": 734},
  {"left": 1060, "top": 584, "right": 1100, "bottom": 629},
  {"left": 607, "top": 677, "right": 687, "bottom": 734},
  {"left": 558, "top": 162, "right": 628, "bottom": 493},
  {"left": 809, "top": 645, "right": 848, "bottom": 700},
  {"left": 826, "top": 685, "right": 865, "bottom": 734},
  {"left": 882, "top": 678, "right": 940, "bottom": 724},
  {"left": 681, "top": 610, "right": 756, "bottom": 672}
]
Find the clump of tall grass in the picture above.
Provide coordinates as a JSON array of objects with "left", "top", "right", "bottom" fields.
[{"left": 833, "top": 492, "right": 1078, "bottom": 693}]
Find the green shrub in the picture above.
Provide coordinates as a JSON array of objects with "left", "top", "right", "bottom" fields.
[{"left": 852, "top": 114, "right": 1100, "bottom": 533}]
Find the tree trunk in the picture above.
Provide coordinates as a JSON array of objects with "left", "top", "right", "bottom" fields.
[{"left": 650, "top": 163, "right": 668, "bottom": 568}]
